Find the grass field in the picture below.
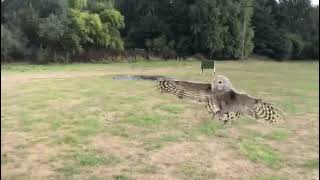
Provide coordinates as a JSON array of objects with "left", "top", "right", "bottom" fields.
[{"left": 1, "top": 60, "right": 319, "bottom": 180}]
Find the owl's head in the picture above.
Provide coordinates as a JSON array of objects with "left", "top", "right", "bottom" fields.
[{"left": 212, "top": 75, "right": 233, "bottom": 92}]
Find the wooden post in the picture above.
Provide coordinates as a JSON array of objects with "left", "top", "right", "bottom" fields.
[{"left": 212, "top": 61, "right": 216, "bottom": 79}]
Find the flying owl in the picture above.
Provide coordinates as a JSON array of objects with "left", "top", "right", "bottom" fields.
[
  {"left": 113, "top": 74, "right": 284, "bottom": 125},
  {"left": 155, "top": 75, "right": 284, "bottom": 125}
]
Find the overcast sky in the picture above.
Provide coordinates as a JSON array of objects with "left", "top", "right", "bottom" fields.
[
  {"left": 311, "top": 0, "right": 319, "bottom": 5},
  {"left": 275, "top": 0, "right": 319, "bottom": 5}
]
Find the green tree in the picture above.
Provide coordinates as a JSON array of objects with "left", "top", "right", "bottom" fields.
[
  {"left": 190, "top": 0, "right": 254, "bottom": 59},
  {"left": 66, "top": 0, "right": 124, "bottom": 53},
  {"left": 252, "top": 0, "right": 281, "bottom": 58},
  {"left": 1, "top": 25, "right": 26, "bottom": 61},
  {"left": 117, "top": 0, "right": 254, "bottom": 59},
  {"left": 1, "top": 0, "right": 125, "bottom": 62},
  {"left": 252, "top": 0, "right": 318, "bottom": 59}
]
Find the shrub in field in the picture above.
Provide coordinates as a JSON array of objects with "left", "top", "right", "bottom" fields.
[{"left": 1, "top": 25, "right": 26, "bottom": 62}]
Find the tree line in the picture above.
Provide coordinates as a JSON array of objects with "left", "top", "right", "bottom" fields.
[{"left": 1, "top": 0, "right": 319, "bottom": 63}]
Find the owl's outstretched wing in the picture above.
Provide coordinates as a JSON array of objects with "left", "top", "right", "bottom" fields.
[
  {"left": 156, "top": 78, "right": 213, "bottom": 103},
  {"left": 223, "top": 90, "right": 284, "bottom": 125}
]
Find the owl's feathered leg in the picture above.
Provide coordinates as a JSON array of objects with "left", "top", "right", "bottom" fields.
[
  {"left": 216, "top": 111, "right": 241, "bottom": 125},
  {"left": 205, "top": 99, "right": 220, "bottom": 120}
]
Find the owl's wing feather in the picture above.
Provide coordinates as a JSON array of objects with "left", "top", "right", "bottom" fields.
[
  {"left": 156, "top": 78, "right": 212, "bottom": 103},
  {"left": 227, "top": 89, "right": 283, "bottom": 125}
]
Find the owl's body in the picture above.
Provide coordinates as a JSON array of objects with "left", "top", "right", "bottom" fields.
[{"left": 156, "top": 75, "right": 283, "bottom": 125}]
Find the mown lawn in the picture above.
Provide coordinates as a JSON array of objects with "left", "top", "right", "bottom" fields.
[{"left": 1, "top": 59, "right": 319, "bottom": 179}]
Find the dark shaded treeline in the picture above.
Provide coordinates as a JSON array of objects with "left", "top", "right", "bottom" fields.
[{"left": 1, "top": 0, "right": 319, "bottom": 63}]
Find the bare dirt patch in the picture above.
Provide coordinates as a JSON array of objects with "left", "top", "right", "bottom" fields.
[
  {"left": 132, "top": 174, "right": 180, "bottom": 180},
  {"left": 47, "top": 99, "right": 84, "bottom": 111},
  {"left": 149, "top": 140, "right": 270, "bottom": 180},
  {"left": 89, "top": 135, "right": 271, "bottom": 179},
  {"left": 1, "top": 131, "right": 65, "bottom": 179},
  {"left": 234, "top": 114, "right": 319, "bottom": 179},
  {"left": 91, "top": 135, "right": 143, "bottom": 158},
  {"left": 89, "top": 135, "right": 147, "bottom": 177}
]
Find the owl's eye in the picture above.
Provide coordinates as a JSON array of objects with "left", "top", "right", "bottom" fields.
[{"left": 218, "top": 81, "right": 222, "bottom": 84}]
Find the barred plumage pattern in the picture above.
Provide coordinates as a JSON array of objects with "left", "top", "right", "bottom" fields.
[
  {"left": 156, "top": 78, "right": 210, "bottom": 103},
  {"left": 205, "top": 97, "right": 220, "bottom": 115},
  {"left": 250, "top": 101, "right": 283, "bottom": 125},
  {"left": 156, "top": 76, "right": 284, "bottom": 125}
]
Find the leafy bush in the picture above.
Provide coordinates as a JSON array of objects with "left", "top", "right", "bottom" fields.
[
  {"left": 272, "top": 32, "right": 293, "bottom": 60},
  {"left": 1, "top": 25, "right": 26, "bottom": 61},
  {"left": 145, "top": 35, "right": 177, "bottom": 59},
  {"left": 33, "top": 48, "right": 52, "bottom": 64},
  {"left": 53, "top": 53, "right": 71, "bottom": 64},
  {"left": 287, "top": 33, "right": 305, "bottom": 59},
  {"left": 38, "top": 14, "right": 67, "bottom": 50}
]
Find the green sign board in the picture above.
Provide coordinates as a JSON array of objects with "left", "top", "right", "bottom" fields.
[{"left": 201, "top": 60, "right": 215, "bottom": 74}]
